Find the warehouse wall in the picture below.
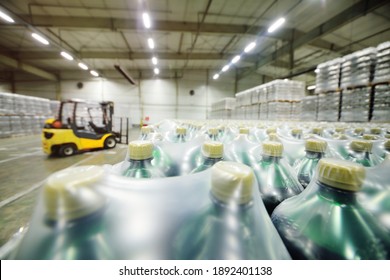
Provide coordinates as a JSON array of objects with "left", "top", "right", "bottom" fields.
[{"left": 1, "top": 69, "right": 259, "bottom": 123}]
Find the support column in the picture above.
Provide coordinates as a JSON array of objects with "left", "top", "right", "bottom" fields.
[
  {"left": 206, "top": 69, "right": 209, "bottom": 119},
  {"left": 234, "top": 68, "right": 239, "bottom": 94},
  {"left": 175, "top": 71, "right": 179, "bottom": 119},
  {"left": 10, "top": 72, "right": 16, "bottom": 93},
  {"left": 138, "top": 71, "right": 144, "bottom": 126},
  {"left": 289, "top": 29, "right": 295, "bottom": 75}
]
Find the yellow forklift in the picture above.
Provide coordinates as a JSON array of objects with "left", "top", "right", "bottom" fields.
[{"left": 42, "top": 99, "right": 127, "bottom": 156}]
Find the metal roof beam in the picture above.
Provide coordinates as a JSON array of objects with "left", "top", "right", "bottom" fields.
[
  {"left": 238, "top": 0, "right": 388, "bottom": 80},
  {"left": 0, "top": 54, "right": 58, "bottom": 81}
]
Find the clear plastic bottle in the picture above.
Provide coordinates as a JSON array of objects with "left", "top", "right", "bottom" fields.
[
  {"left": 353, "top": 127, "right": 365, "bottom": 137},
  {"left": 173, "top": 161, "right": 291, "bottom": 260},
  {"left": 191, "top": 141, "right": 223, "bottom": 173},
  {"left": 12, "top": 166, "right": 113, "bottom": 259},
  {"left": 291, "top": 128, "right": 303, "bottom": 139},
  {"left": 122, "top": 140, "right": 165, "bottom": 178},
  {"left": 174, "top": 127, "right": 188, "bottom": 143},
  {"left": 253, "top": 141, "right": 303, "bottom": 214},
  {"left": 139, "top": 126, "right": 152, "bottom": 140},
  {"left": 206, "top": 127, "right": 220, "bottom": 141},
  {"left": 272, "top": 158, "right": 390, "bottom": 260},
  {"left": 312, "top": 127, "right": 323, "bottom": 137},
  {"left": 346, "top": 140, "right": 381, "bottom": 167},
  {"left": 224, "top": 127, "right": 256, "bottom": 166},
  {"left": 294, "top": 139, "right": 328, "bottom": 188}
]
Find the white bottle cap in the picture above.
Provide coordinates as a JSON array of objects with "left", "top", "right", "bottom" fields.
[
  {"left": 44, "top": 165, "right": 105, "bottom": 221},
  {"left": 128, "top": 140, "right": 154, "bottom": 160},
  {"left": 211, "top": 161, "right": 254, "bottom": 205}
]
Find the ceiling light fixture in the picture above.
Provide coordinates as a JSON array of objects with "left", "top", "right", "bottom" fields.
[
  {"left": 307, "top": 85, "right": 316, "bottom": 90},
  {"left": 222, "top": 65, "right": 230, "bottom": 72},
  {"left": 154, "top": 68, "right": 159, "bottom": 75},
  {"left": 244, "top": 41, "right": 256, "bottom": 53},
  {"left": 232, "top": 55, "right": 241, "bottom": 64},
  {"left": 152, "top": 57, "right": 158, "bottom": 65},
  {"left": 0, "top": 10, "right": 14, "bottom": 23},
  {"left": 78, "top": 62, "right": 88, "bottom": 70},
  {"left": 90, "top": 70, "right": 99, "bottom": 77},
  {"left": 213, "top": 74, "right": 219, "bottom": 80},
  {"left": 268, "top": 17, "right": 285, "bottom": 33},
  {"left": 31, "top": 33, "right": 49, "bottom": 45},
  {"left": 60, "top": 51, "right": 73, "bottom": 61},
  {"left": 148, "top": 38, "right": 155, "bottom": 49},
  {"left": 143, "top": 13, "right": 151, "bottom": 29}
]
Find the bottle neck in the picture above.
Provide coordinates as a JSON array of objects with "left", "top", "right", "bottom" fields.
[
  {"left": 261, "top": 154, "right": 282, "bottom": 162},
  {"left": 210, "top": 192, "right": 252, "bottom": 211},
  {"left": 306, "top": 151, "right": 324, "bottom": 159},
  {"left": 128, "top": 158, "right": 153, "bottom": 167},
  {"left": 203, "top": 157, "right": 222, "bottom": 165},
  {"left": 317, "top": 181, "right": 357, "bottom": 205}
]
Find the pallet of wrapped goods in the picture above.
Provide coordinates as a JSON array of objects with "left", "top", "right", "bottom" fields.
[{"left": 373, "top": 41, "right": 390, "bottom": 84}]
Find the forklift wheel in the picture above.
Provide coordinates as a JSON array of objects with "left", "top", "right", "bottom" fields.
[
  {"left": 104, "top": 136, "right": 116, "bottom": 149},
  {"left": 59, "top": 144, "right": 76, "bottom": 157}
]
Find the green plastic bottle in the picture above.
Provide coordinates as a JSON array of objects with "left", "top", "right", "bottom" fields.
[
  {"left": 346, "top": 140, "right": 380, "bottom": 167},
  {"left": 139, "top": 126, "right": 152, "bottom": 140},
  {"left": 174, "top": 127, "right": 187, "bottom": 143},
  {"left": 294, "top": 139, "right": 327, "bottom": 188},
  {"left": 173, "top": 161, "right": 291, "bottom": 260},
  {"left": 291, "top": 128, "right": 303, "bottom": 139},
  {"left": 253, "top": 141, "right": 303, "bottom": 215},
  {"left": 12, "top": 166, "right": 113, "bottom": 259},
  {"left": 122, "top": 140, "right": 165, "bottom": 178},
  {"left": 272, "top": 158, "right": 390, "bottom": 260},
  {"left": 224, "top": 127, "right": 256, "bottom": 166},
  {"left": 191, "top": 141, "right": 223, "bottom": 173}
]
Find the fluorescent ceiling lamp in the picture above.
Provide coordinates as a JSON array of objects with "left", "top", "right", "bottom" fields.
[
  {"left": 78, "top": 62, "right": 88, "bottom": 70},
  {"left": 232, "top": 55, "right": 240, "bottom": 64},
  {"left": 315, "top": 69, "right": 319, "bottom": 73},
  {"left": 60, "top": 51, "right": 73, "bottom": 61},
  {"left": 244, "top": 41, "right": 256, "bottom": 53},
  {"left": 152, "top": 57, "right": 158, "bottom": 65},
  {"left": 307, "top": 85, "right": 316, "bottom": 90},
  {"left": 222, "top": 65, "right": 230, "bottom": 72},
  {"left": 268, "top": 17, "right": 285, "bottom": 33},
  {"left": 31, "top": 33, "right": 49, "bottom": 45},
  {"left": 148, "top": 38, "right": 155, "bottom": 49},
  {"left": 213, "top": 74, "right": 219, "bottom": 80},
  {"left": 154, "top": 68, "right": 159, "bottom": 75},
  {"left": 90, "top": 70, "right": 99, "bottom": 77},
  {"left": 143, "top": 13, "right": 151, "bottom": 29},
  {"left": 0, "top": 10, "right": 14, "bottom": 23}
]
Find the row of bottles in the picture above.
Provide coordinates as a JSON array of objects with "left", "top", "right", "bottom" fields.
[{"left": 6, "top": 119, "right": 390, "bottom": 260}]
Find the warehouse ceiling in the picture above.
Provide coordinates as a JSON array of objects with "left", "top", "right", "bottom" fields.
[{"left": 0, "top": 0, "right": 389, "bottom": 83}]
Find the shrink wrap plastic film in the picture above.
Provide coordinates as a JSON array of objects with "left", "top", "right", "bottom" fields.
[{"left": 9, "top": 163, "right": 291, "bottom": 260}]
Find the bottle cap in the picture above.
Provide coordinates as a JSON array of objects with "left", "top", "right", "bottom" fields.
[
  {"left": 384, "top": 140, "right": 390, "bottom": 151},
  {"left": 370, "top": 127, "right": 382, "bottom": 135},
  {"left": 317, "top": 158, "right": 365, "bottom": 192},
  {"left": 239, "top": 127, "right": 249, "bottom": 134},
  {"left": 203, "top": 141, "right": 223, "bottom": 158},
  {"left": 262, "top": 141, "right": 283, "bottom": 157},
  {"left": 291, "top": 128, "right": 302, "bottom": 136},
  {"left": 44, "top": 165, "right": 105, "bottom": 221},
  {"left": 141, "top": 126, "right": 151, "bottom": 135},
  {"left": 128, "top": 140, "right": 154, "bottom": 160},
  {"left": 176, "top": 127, "right": 187, "bottom": 135},
  {"left": 333, "top": 133, "right": 348, "bottom": 140},
  {"left": 305, "top": 139, "right": 327, "bottom": 153},
  {"left": 350, "top": 140, "right": 372, "bottom": 152},
  {"left": 354, "top": 128, "right": 364, "bottom": 135},
  {"left": 211, "top": 161, "right": 254, "bottom": 205},
  {"left": 385, "top": 134, "right": 390, "bottom": 139},
  {"left": 362, "top": 134, "right": 378, "bottom": 140},
  {"left": 266, "top": 127, "right": 277, "bottom": 135},
  {"left": 335, "top": 127, "right": 346, "bottom": 133},
  {"left": 208, "top": 128, "right": 218, "bottom": 136},
  {"left": 312, "top": 127, "right": 323, "bottom": 135},
  {"left": 268, "top": 133, "right": 280, "bottom": 142}
]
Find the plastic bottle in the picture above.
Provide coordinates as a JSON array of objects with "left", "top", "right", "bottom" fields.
[
  {"left": 370, "top": 127, "right": 382, "bottom": 135},
  {"left": 291, "top": 128, "right": 303, "bottom": 139},
  {"left": 253, "top": 141, "right": 303, "bottom": 214},
  {"left": 346, "top": 140, "right": 381, "bottom": 167},
  {"left": 272, "top": 158, "right": 390, "bottom": 260},
  {"left": 122, "top": 140, "right": 165, "bottom": 178},
  {"left": 139, "top": 126, "right": 152, "bottom": 140},
  {"left": 224, "top": 127, "right": 256, "bottom": 166},
  {"left": 206, "top": 127, "right": 220, "bottom": 141},
  {"left": 191, "top": 141, "right": 223, "bottom": 173},
  {"left": 312, "top": 127, "right": 323, "bottom": 137},
  {"left": 173, "top": 161, "right": 291, "bottom": 260},
  {"left": 294, "top": 139, "right": 327, "bottom": 188},
  {"left": 353, "top": 127, "right": 365, "bottom": 137},
  {"left": 174, "top": 127, "right": 188, "bottom": 143},
  {"left": 12, "top": 166, "right": 113, "bottom": 259}
]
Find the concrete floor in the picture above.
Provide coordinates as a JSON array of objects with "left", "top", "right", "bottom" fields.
[{"left": 0, "top": 129, "right": 140, "bottom": 248}]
